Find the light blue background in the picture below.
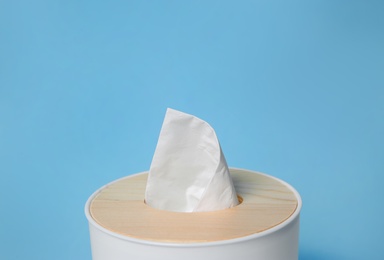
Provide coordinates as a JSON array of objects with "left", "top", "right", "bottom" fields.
[{"left": 1, "top": 1, "right": 383, "bottom": 259}]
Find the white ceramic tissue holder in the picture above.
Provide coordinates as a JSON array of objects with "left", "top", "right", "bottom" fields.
[{"left": 85, "top": 168, "right": 302, "bottom": 260}]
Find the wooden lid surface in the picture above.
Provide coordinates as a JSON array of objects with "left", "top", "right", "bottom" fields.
[{"left": 89, "top": 169, "right": 298, "bottom": 243}]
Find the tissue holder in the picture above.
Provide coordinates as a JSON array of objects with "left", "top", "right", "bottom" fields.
[{"left": 85, "top": 168, "right": 302, "bottom": 260}]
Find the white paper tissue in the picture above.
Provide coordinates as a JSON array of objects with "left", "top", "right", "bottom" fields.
[{"left": 145, "top": 108, "right": 239, "bottom": 212}]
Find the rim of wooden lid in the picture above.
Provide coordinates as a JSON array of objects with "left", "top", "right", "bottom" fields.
[{"left": 86, "top": 168, "right": 301, "bottom": 245}]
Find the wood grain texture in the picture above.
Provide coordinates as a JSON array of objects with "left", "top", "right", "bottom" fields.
[{"left": 90, "top": 169, "right": 298, "bottom": 243}]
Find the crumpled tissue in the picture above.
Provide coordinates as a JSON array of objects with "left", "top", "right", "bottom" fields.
[{"left": 145, "top": 108, "right": 239, "bottom": 212}]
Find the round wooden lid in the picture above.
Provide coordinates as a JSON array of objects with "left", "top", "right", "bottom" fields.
[{"left": 89, "top": 168, "right": 299, "bottom": 243}]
